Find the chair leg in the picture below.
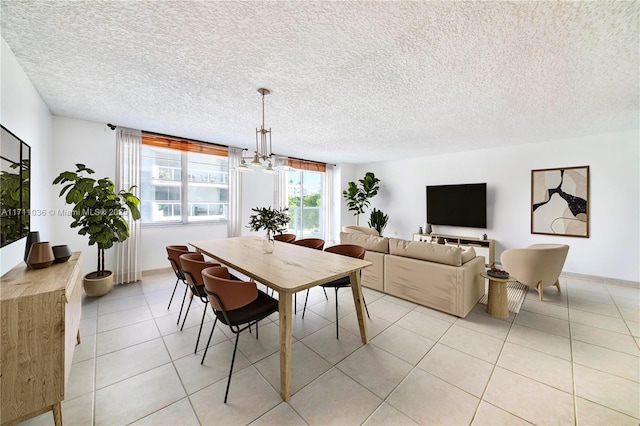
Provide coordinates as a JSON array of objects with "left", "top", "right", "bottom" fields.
[
  {"left": 194, "top": 304, "right": 207, "bottom": 354},
  {"left": 302, "top": 289, "right": 310, "bottom": 319},
  {"left": 201, "top": 317, "right": 218, "bottom": 365},
  {"left": 181, "top": 293, "right": 194, "bottom": 330},
  {"left": 167, "top": 278, "right": 179, "bottom": 310},
  {"left": 224, "top": 333, "right": 240, "bottom": 403},
  {"left": 294, "top": 293, "right": 297, "bottom": 315},
  {"left": 176, "top": 285, "right": 189, "bottom": 325},
  {"left": 323, "top": 287, "right": 328, "bottom": 300},
  {"left": 335, "top": 287, "right": 340, "bottom": 339},
  {"left": 256, "top": 320, "right": 259, "bottom": 339},
  {"left": 363, "top": 294, "right": 370, "bottom": 319}
]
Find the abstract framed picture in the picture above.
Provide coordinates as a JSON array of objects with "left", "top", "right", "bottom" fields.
[{"left": 531, "top": 166, "right": 589, "bottom": 237}]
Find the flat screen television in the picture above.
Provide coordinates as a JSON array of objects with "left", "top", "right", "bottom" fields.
[{"left": 426, "top": 183, "right": 487, "bottom": 228}]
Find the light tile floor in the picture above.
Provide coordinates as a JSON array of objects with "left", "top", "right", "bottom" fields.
[{"left": 21, "top": 272, "right": 640, "bottom": 425}]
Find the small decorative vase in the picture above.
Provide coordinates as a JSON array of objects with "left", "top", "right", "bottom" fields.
[
  {"left": 52, "top": 245, "right": 72, "bottom": 263},
  {"left": 262, "top": 230, "right": 275, "bottom": 254},
  {"left": 24, "top": 231, "right": 40, "bottom": 262},
  {"left": 26, "top": 241, "right": 55, "bottom": 269}
]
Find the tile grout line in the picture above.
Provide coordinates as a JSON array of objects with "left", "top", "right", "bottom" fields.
[{"left": 468, "top": 295, "right": 524, "bottom": 425}]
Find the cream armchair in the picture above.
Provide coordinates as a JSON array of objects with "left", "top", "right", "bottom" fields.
[{"left": 500, "top": 244, "right": 569, "bottom": 301}]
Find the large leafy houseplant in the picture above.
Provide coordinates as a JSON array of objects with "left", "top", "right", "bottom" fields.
[
  {"left": 0, "top": 161, "right": 29, "bottom": 246},
  {"left": 53, "top": 164, "right": 141, "bottom": 280},
  {"left": 368, "top": 208, "right": 389, "bottom": 236},
  {"left": 342, "top": 172, "right": 380, "bottom": 225}
]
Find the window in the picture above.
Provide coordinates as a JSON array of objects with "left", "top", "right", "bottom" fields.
[
  {"left": 287, "top": 168, "right": 325, "bottom": 239},
  {"left": 140, "top": 135, "right": 229, "bottom": 224}
]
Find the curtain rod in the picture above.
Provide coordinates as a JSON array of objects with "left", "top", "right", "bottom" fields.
[
  {"left": 109, "top": 124, "right": 334, "bottom": 166},
  {"left": 141, "top": 129, "right": 231, "bottom": 151},
  {"left": 274, "top": 153, "right": 336, "bottom": 167}
]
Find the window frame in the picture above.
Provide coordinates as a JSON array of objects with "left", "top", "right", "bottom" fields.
[
  {"left": 286, "top": 168, "right": 325, "bottom": 240},
  {"left": 141, "top": 135, "right": 229, "bottom": 227}
]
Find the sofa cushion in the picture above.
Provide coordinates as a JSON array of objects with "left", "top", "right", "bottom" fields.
[
  {"left": 341, "top": 226, "right": 379, "bottom": 236},
  {"left": 340, "top": 232, "right": 389, "bottom": 253},
  {"left": 461, "top": 247, "right": 476, "bottom": 264},
  {"left": 388, "top": 238, "right": 462, "bottom": 266}
]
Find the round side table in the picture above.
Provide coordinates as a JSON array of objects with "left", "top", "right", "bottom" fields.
[{"left": 480, "top": 272, "right": 514, "bottom": 319}]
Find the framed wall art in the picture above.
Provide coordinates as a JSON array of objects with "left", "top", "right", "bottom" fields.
[{"left": 531, "top": 166, "right": 589, "bottom": 238}]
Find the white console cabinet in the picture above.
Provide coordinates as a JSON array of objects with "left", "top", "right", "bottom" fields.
[{"left": 413, "top": 233, "right": 495, "bottom": 266}]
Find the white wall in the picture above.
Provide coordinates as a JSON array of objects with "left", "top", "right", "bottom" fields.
[
  {"left": 349, "top": 131, "right": 639, "bottom": 282},
  {"left": 51, "top": 117, "right": 117, "bottom": 276},
  {"left": 4, "top": 31, "right": 636, "bottom": 282},
  {"left": 51, "top": 116, "right": 235, "bottom": 273},
  {"left": 0, "top": 39, "right": 54, "bottom": 275}
]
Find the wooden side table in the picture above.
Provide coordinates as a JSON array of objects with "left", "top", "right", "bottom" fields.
[{"left": 480, "top": 272, "right": 513, "bottom": 319}]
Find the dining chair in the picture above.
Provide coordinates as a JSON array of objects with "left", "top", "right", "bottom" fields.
[
  {"left": 179, "top": 252, "right": 222, "bottom": 354},
  {"left": 274, "top": 233, "right": 296, "bottom": 243},
  {"left": 292, "top": 237, "right": 324, "bottom": 250},
  {"left": 200, "top": 266, "right": 278, "bottom": 403},
  {"left": 302, "top": 244, "right": 370, "bottom": 339},
  {"left": 166, "top": 245, "right": 191, "bottom": 324},
  {"left": 291, "top": 238, "right": 326, "bottom": 312}
]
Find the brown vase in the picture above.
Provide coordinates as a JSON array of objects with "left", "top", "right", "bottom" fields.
[{"left": 26, "top": 242, "right": 55, "bottom": 269}]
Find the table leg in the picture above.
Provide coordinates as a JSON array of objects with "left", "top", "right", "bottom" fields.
[
  {"left": 487, "top": 279, "right": 509, "bottom": 319},
  {"left": 278, "top": 291, "right": 293, "bottom": 401},
  {"left": 349, "top": 271, "right": 369, "bottom": 344}
]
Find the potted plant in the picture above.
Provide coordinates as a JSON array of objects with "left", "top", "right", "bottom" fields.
[
  {"left": 0, "top": 160, "right": 29, "bottom": 247},
  {"left": 342, "top": 172, "right": 380, "bottom": 225},
  {"left": 247, "top": 206, "right": 290, "bottom": 253},
  {"left": 368, "top": 208, "right": 389, "bottom": 236},
  {"left": 53, "top": 164, "right": 141, "bottom": 296}
]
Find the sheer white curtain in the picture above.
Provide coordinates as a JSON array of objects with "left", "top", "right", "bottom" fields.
[
  {"left": 274, "top": 169, "right": 288, "bottom": 210},
  {"left": 323, "top": 164, "right": 335, "bottom": 245},
  {"left": 227, "top": 147, "right": 243, "bottom": 237},
  {"left": 115, "top": 127, "right": 142, "bottom": 284}
]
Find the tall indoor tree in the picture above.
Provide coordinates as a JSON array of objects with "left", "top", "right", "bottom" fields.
[{"left": 342, "top": 172, "right": 380, "bottom": 225}]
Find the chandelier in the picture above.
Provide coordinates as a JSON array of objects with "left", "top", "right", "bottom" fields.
[{"left": 237, "top": 88, "right": 289, "bottom": 173}]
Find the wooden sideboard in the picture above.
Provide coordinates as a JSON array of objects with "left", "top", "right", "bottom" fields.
[{"left": 1, "top": 252, "right": 83, "bottom": 426}]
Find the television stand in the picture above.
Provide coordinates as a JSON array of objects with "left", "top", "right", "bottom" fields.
[{"left": 412, "top": 233, "right": 495, "bottom": 266}]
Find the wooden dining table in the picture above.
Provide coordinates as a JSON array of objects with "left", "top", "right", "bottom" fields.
[{"left": 189, "top": 236, "right": 371, "bottom": 401}]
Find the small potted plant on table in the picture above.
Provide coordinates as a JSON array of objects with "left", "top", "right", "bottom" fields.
[
  {"left": 248, "top": 206, "right": 290, "bottom": 253},
  {"left": 53, "top": 164, "right": 141, "bottom": 296}
]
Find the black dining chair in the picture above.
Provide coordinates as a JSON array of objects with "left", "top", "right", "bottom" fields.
[
  {"left": 166, "top": 245, "right": 191, "bottom": 324},
  {"left": 179, "top": 252, "right": 223, "bottom": 354},
  {"left": 302, "top": 244, "right": 370, "bottom": 339},
  {"left": 200, "top": 266, "right": 279, "bottom": 403},
  {"left": 291, "top": 238, "right": 327, "bottom": 312},
  {"left": 273, "top": 233, "right": 296, "bottom": 243}
]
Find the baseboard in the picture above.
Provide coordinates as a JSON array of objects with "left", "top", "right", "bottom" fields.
[
  {"left": 142, "top": 267, "right": 173, "bottom": 277},
  {"left": 493, "top": 263, "right": 639, "bottom": 289},
  {"left": 561, "top": 271, "right": 640, "bottom": 289},
  {"left": 139, "top": 265, "right": 640, "bottom": 290}
]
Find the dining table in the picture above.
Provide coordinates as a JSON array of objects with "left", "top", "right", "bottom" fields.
[{"left": 189, "top": 236, "right": 371, "bottom": 401}]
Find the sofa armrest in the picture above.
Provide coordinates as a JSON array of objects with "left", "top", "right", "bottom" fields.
[{"left": 384, "top": 254, "right": 484, "bottom": 317}]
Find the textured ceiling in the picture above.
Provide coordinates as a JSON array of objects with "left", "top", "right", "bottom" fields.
[{"left": 1, "top": 1, "right": 638, "bottom": 164}]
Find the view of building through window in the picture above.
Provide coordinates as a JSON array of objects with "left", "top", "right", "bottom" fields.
[
  {"left": 140, "top": 145, "right": 229, "bottom": 224},
  {"left": 287, "top": 170, "right": 324, "bottom": 239}
]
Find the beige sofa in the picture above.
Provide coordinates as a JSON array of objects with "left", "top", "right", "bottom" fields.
[{"left": 340, "top": 231, "right": 484, "bottom": 318}]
